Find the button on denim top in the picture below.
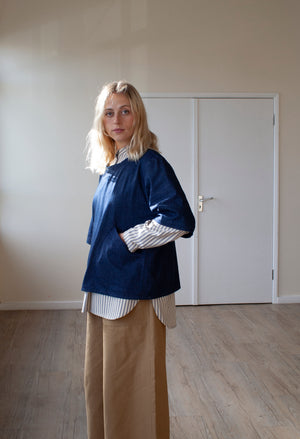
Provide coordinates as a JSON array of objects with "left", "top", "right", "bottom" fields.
[{"left": 81, "top": 150, "right": 195, "bottom": 300}]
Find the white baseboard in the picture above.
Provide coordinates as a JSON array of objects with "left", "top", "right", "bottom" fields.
[
  {"left": 277, "top": 295, "right": 300, "bottom": 304},
  {"left": 0, "top": 301, "right": 82, "bottom": 311}
]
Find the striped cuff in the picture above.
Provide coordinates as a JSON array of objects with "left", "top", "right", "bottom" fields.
[{"left": 122, "top": 220, "right": 187, "bottom": 253}]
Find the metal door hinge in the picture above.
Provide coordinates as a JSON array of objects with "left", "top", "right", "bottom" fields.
[
  {"left": 273, "top": 114, "right": 276, "bottom": 125},
  {"left": 272, "top": 269, "right": 274, "bottom": 280}
]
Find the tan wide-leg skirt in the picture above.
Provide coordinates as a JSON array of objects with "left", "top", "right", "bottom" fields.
[{"left": 84, "top": 300, "right": 170, "bottom": 439}]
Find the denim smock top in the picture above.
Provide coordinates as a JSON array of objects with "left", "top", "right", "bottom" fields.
[{"left": 81, "top": 149, "right": 195, "bottom": 300}]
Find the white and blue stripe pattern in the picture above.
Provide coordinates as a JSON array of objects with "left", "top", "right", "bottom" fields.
[
  {"left": 81, "top": 145, "right": 187, "bottom": 328},
  {"left": 81, "top": 291, "right": 177, "bottom": 328},
  {"left": 123, "top": 219, "right": 186, "bottom": 253}
]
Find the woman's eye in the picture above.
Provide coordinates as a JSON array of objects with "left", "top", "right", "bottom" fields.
[
  {"left": 122, "top": 109, "right": 130, "bottom": 115},
  {"left": 105, "top": 111, "right": 113, "bottom": 117}
]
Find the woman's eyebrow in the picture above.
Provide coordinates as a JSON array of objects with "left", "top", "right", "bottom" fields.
[{"left": 104, "top": 105, "right": 130, "bottom": 110}]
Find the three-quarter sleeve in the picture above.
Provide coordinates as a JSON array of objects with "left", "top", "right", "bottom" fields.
[{"left": 140, "top": 151, "right": 195, "bottom": 236}]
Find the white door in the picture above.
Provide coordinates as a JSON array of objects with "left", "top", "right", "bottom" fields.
[
  {"left": 197, "top": 98, "right": 274, "bottom": 303},
  {"left": 143, "top": 98, "right": 195, "bottom": 305},
  {"left": 143, "top": 97, "right": 274, "bottom": 305}
]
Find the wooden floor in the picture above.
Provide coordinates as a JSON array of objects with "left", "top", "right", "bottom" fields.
[
  {"left": 167, "top": 304, "right": 300, "bottom": 439},
  {"left": 0, "top": 304, "right": 299, "bottom": 439}
]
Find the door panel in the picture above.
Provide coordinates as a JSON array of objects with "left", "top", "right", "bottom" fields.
[
  {"left": 198, "top": 99, "right": 274, "bottom": 303},
  {"left": 143, "top": 98, "right": 195, "bottom": 305}
]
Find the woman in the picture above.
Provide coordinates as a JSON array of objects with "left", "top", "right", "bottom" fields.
[{"left": 82, "top": 81, "right": 195, "bottom": 439}]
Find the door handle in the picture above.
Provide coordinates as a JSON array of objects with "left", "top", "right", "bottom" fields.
[{"left": 198, "top": 195, "right": 214, "bottom": 212}]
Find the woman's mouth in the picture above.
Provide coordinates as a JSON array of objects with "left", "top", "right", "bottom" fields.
[{"left": 113, "top": 129, "right": 124, "bottom": 133}]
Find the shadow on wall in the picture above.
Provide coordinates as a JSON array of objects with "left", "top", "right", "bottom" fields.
[
  {"left": 0, "top": 0, "right": 101, "bottom": 35},
  {"left": 0, "top": 0, "right": 150, "bottom": 84},
  {"left": 0, "top": 0, "right": 152, "bottom": 306},
  {"left": 0, "top": 230, "right": 88, "bottom": 305},
  {"left": 0, "top": 236, "right": 43, "bottom": 304}
]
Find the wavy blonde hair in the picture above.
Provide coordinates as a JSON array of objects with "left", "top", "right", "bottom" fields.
[{"left": 86, "top": 81, "right": 159, "bottom": 174}]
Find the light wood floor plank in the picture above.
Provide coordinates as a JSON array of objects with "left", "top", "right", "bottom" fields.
[
  {"left": 166, "top": 304, "right": 300, "bottom": 439},
  {"left": 1, "top": 304, "right": 300, "bottom": 438}
]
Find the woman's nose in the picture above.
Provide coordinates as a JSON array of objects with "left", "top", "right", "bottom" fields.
[{"left": 113, "top": 113, "right": 121, "bottom": 123}]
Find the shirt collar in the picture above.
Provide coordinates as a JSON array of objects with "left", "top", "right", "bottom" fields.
[{"left": 112, "top": 145, "right": 130, "bottom": 165}]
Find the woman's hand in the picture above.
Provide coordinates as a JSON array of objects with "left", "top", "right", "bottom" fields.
[{"left": 119, "top": 233, "right": 125, "bottom": 243}]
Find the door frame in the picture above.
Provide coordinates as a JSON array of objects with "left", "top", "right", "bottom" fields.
[{"left": 142, "top": 93, "right": 279, "bottom": 304}]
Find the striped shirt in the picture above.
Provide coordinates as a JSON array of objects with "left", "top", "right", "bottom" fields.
[{"left": 81, "top": 146, "right": 187, "bottom": 328}]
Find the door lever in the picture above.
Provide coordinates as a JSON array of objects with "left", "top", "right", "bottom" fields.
[{"left": 198, "top": 195, "right": 214, "bottom": 212}]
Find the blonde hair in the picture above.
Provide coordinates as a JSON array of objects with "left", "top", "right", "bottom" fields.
[{"left": 86, "top": 81, "right": 159, "bottom": 174}]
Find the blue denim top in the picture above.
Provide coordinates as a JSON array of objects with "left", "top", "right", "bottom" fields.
[{"left": 81, "top": 150, "right": 195, "bottom": 300}]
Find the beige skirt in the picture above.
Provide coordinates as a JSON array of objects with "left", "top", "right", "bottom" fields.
[{"left": 84, "top": 300, "right": 170, "bottom": 439}]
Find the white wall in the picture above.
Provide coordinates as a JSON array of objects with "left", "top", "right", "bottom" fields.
[{"left": 1, "top": 0, "right": 300, "bottom": 306}]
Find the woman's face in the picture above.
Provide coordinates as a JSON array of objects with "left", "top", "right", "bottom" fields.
[{"left": 103, "top": 93, "right": 135, "bottom": 150}]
